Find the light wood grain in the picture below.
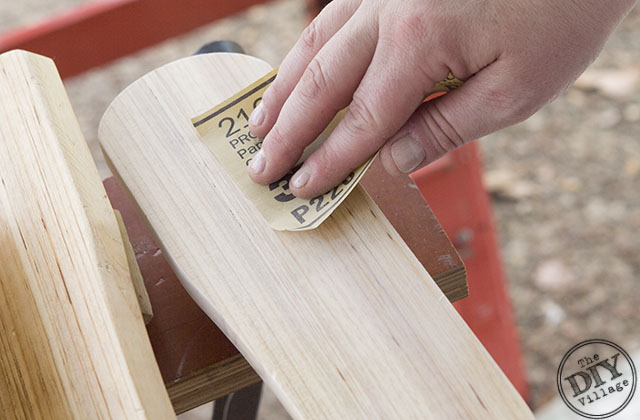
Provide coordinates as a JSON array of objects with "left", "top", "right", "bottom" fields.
[
  {"left": 115, "top": 209, "right": 154, "bottom": 324},
  {"left": 167, "top": 354, "right": 261, "bottom": 414},
  {"left": 359, "top": 158, "right": 469, "bottom": 302},
  {"left": 99, "top": 53, "right": 534, "bottom": 419},
  {"left": 0, "top": 50, "right": 174, "bottom": 419}
]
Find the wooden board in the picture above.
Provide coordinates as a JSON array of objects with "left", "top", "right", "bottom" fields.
[
  {"left": 104, "top": 170, "right": 466, "bottom": 413},
  {"left": 360, "top": 159, "right": 468, "bottom": 301},
  {"left": 114, "top": 209, "right": 154, "bottom": 324},
  {"left": 0, "top": 50, "right": 174, "bottom": 419},
  {"left": 99, "top": 53, "right": 534, "bottom": 419}
]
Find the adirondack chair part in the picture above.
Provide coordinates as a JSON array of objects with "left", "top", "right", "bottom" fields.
[
  {"left": 0, "top": 50, "right": 174, "bottom": 420},
  {"left": 99, "top": 53, "right": 534, "bottom": 419},
  {"left": 115, "top": 209, "right": 154, "bottom": 324}
]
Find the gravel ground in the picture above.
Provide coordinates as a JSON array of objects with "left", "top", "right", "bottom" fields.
[
  {"left": 482, "top": 7, "right": 640, "bottom": 408},
  {"left": 2, "top": 0, "right": 639, "bottom": 416}
]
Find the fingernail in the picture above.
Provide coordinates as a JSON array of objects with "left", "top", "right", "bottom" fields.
[
  {"left": 291, "top": 169, "right": 310, "bottom": 189},
  {"left": 249, "top": 151, "right": 266, "bottom": 175},
  {"left": 249, "top": 102, "right": 265, "bottom": 127},
  {"left": 391, "top": 134, "right": 425, "bottom": 173}
]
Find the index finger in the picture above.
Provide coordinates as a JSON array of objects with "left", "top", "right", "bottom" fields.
[
  {"left": 288, "top": 42, "right": 440, "bottom": 198},
  {"left": 248, "top": 0, "right": 361, "bottom": 138}
]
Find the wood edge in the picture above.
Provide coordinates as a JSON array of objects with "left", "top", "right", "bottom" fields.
[
  {"left": 98, "top": 55, "right": 532, "bottom": 418},
  {"left": 434, "top": 265, "right": 469, "bottom": 302},
  {"left": 358, "top": 180, "right": 469, "bottom": 303},
  {"left": 167, "top": 354, "right": 261, "bottom": 415},
  {"left": 2, "top": 50, "right": 173, "bottom": 418},
  {"left": 101, "top": 156, "right": 261, "bottom": 414},
  {"left": 114, "top": 209, "right": 154, "bottom": 324}
]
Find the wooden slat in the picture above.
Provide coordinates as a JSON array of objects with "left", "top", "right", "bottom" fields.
[
  {"left": 105, "top": 177, "right": 260, "bottom": 414},
  {"left": 413, "top": 145, "right": 531, "bottom": 397},
  {"left": 0, "top": 50, "right": 174, "bottom": 419},
  {"left": 167, "top": 354, "right": 261, "bottom": 414},
  {"left": 114, "top": 209, "right": 153, "bottom": 324},
  {"left": 99, "top": 53, "right": 534, "bottom": 419},
  {"left": 104, "top": 168, "right": 466, "bottom": 412},
  {"left": 360, "top": 159, "right": 468, "bottom": 301}
]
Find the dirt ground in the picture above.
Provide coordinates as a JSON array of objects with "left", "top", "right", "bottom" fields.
[
  {"left": 1, "top": 0, "right": 639, "bottom": 416},
  {"left": 483, "top": 7, "right": 640, "bottom": 407}
]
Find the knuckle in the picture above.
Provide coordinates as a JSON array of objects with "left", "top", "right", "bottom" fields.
[
  {"left": 508, "top": 98, "right": 539, "bottom": 125},
  {"left": 400, "top": 13, "right": 429, "bottom": 40},
  {"left": 262, "top": 81, "right": 281, "bottom": 108},
  {"left": 265, "top": 125, "right": 301, "bottom": 163},
  {"left": 378, "top": 30, "right": 404, "bottom": 52},
  {"left": 480, "top": 67, "right": 548, "bottom": 126},
  {"left": 383, "top": 12, "right": 429, "bottom": 45},
  {"left": 324, "top": 138, "right": 353, "bottom": 165},
  {"left": 314, "top": 141, "right": 353, "bottom": 181},
  {"left": 313, "top": 148, "right": 337, "bottom": 179},
  {"left": 344, "top": 98, "right": 380, "bottom": 138},
  {"left": 300, "top": 19, "right": 323, "bottom": 53},
  {"left": 488, "top": 86, "right": 540, "bottom": 126},
  {"left": 299, "top": 58, "right": 331, "bottom": 100},
  {"left": 418, "top": 103, "right": 464, "bottom": 154},
  {"left": 514, "top": 86, "right": 549, "bottom": 121}
]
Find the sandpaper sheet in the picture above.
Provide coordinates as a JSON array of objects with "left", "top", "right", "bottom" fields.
[
  {"left": 192, "top": 69, "right": 375, "bottom": 231},
  {"left": 192, "top": 68, "right": 462, "bottom": 231}
]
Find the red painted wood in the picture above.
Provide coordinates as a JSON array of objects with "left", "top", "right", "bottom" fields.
[
  {"left": 412, "top": 142, "right": 530, "bottom": 401},
  {"left": 0, "top": 0, "right": 270, "bottom": 79}
]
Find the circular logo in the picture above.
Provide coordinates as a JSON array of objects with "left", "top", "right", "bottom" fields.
[{"left": 557, "top": 339, "right": 636, "bottom": 419}]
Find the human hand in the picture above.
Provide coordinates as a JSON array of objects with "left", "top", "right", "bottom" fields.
[{"left": 247, "top": 0, "right": 636, "bottom": 198}]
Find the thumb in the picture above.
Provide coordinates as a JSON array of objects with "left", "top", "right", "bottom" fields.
[{"left": 380, "top": 61, "right": 536, "bottom": 174}]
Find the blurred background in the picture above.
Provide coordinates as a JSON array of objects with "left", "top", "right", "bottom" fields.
[{"left": 1, "top": 1, "right": 638, "bottom": 418}]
